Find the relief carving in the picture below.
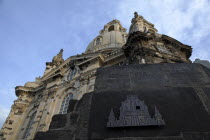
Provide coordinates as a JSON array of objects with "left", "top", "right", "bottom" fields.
[{"left": 107, "top": 95, "right": 165, "bottom": 127}]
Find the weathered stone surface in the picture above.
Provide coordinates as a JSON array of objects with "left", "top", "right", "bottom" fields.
[
  {"left": 95, "top": 63, "right": 210, "bottom": 90},
  {"left": 35, "top": 130, "right": 72, "bottom": 140},
  {"left": 49, "top": 114, "right": 67, "bottom": 130},
  {"left": 35, "top": 63, "right": 210, "bottom": 140}
]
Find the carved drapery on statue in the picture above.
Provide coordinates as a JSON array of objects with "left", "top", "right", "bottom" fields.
[
  {"left": 129, "top": 12, "right": 157, "bottom": 34},
  {"left": 129, "top": 12, "right": 144, "bottom": 33}
]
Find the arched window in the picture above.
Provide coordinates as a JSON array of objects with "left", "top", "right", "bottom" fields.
[
  {"left": 95, "top": 38, "right": 101, "bottom": 45},
  {"left": 22, "top": 111, "right": 37, "bottom": 139},
  {"left": 59, "top": 94, "right": 73, "bottom": 114},
  {"left": 68, "top": 68, "right": 77, "bottom": 80},
  {"left": 108, "top": 25, "right": 114, "bottom": 32}
]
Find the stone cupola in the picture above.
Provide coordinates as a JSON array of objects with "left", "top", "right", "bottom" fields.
[{"left": 85, "top": 19, "right": 128, "bottom": 53}]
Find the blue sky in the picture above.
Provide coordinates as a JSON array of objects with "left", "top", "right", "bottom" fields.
[{"left": 0, "top": 0, "right": 210, "bottom": 128}]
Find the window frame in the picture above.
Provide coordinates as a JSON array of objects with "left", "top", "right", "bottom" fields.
[
  {"left": 108, "top": 25, "right": 115, "bottom": 32},
  {"left": 95, "top": 37, "right": 101, "bottom": 46},
  {"left": 22, "top": 111, "right": 37, "bottom": 139},
  {"left": 59, "top": 93, "right": 73, "bottom": 114}
]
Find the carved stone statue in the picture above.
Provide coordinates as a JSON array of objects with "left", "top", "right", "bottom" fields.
[
  {"left": 43, "top": 49, "right": 64, "bottom": 76},
  {"left": 52, "top": 49, "right": 64, "bottom": 65},
  {"left": 134, "top": 11, "right": 139, "bottom": 18},
  {"left": 129, "top": 12, "right": 144, "bottom": 34}
]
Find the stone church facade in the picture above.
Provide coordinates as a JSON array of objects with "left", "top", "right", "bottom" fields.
[{"left": 0, "top": 12, "right": 193, "bottom": 140}]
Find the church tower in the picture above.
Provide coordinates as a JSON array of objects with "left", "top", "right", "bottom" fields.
[{"left": 123, "top": 12, "right": 192, "bottom": 64}]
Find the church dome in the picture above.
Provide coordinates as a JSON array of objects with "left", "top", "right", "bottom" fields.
[{"left": 85, "top": 19, "right": 128, "bottom": 53}]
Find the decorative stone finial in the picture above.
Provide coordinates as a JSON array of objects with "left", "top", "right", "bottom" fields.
[
  {"left": 134, "top": 11, "right": 139, "bottom": 18},
  {"left": 52, "top": 49, "right": 64, "bottom": 65},
  {"left": 43, "top": 49, "right": 64, "bottom": 76}
]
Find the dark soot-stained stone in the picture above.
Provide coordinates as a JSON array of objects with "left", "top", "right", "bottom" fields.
[{"left": 35, "top": 63, "right": 210, "bottom": 140}]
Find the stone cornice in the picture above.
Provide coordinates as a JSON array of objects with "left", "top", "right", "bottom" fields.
[
  {"left": 123, "top": 31, "right": 192, "bottom": 60},
  {"left": 104, "top": 50, "right": 125, "bottom": 62},
  {"left": 103, "top": 49, "right": 123, "bottom": 58},
  {"left": 41, "top": 61, "right": 69, "bottom": 80},
  {"left": 161, "top": 35, "right": 192, "bottom": 58},
  {"left": 77, "top": 55, "right": 104, "bottom": 68},
  {"left": 42, "top": 72, "right": 63, "bottom": 83},
  {"left": 15, "top": 86, "right": 34, "bottom": 97},
  {"left": 41, "top": 52, "right": 101, "bottom": 81}
]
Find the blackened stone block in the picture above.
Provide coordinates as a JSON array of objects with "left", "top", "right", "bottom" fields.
[
  {"left": 182, "top": 132, "right": 210, "bottom": 140},
  {"left": 95, "top": 63, "right": 210, "bottom": 90},
  {"left": 35, "top": 63, "right": 210, "bottom": 140},
  {"left": 203, "top": 88, "right": 210, "bottom": 99},
  {"left": 88, "top": 88, "right": 210, "bottom": 139},
  {"left": 35, "top": 130, "right": 72, "bottom": 140},
  {"left": 67, "top": 99, "right": 78, "bottom": 112},
  {"left": 49, "top": 114, "right": 67, "bottom": 130}
]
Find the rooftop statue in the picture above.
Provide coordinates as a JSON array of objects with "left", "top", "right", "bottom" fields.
[
  {"left": 134, "top": 11, "right": 140, "bottom": 18},
  {"left": 52, "top": 49, "right": 64, "bottom": 65},
  {"left": 43, "top": 49, "right": 64, "bottom": 76},
  {"left": 129, "top": 11, "right": 157, "bottom": 34}
]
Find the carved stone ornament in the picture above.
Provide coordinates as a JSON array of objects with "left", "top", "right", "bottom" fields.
[
  {"left": 52, "top": 49, "right": 64, "bottom": 65},
  {"left": 107, "top": 95, "right": 165, "bottom": 127}
]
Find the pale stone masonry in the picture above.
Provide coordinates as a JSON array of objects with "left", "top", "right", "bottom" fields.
[{"left": 0, "top": 12, "right": 192, "bottom": 140}]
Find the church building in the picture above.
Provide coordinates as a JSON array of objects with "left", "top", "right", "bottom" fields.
[{"left": 1, "top": 12, "right": 209, "bottom": 140}]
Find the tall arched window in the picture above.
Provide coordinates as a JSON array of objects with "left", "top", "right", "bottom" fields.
[
  {"left": 108, "top": 25, "right": 114, "bottom": 32},
  {"left": 22, "top": 111, "right": 37, "bottom": 139},
  {"left": 59, "top": 94, "right": 73, "bottom": 114}
]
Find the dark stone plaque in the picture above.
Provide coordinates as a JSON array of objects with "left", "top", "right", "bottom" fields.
[{"left": 107, "top": 95, "right": 165, "bottom": 127}]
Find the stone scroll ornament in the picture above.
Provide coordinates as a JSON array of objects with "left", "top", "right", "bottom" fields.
[{"left": 107, "top": 95, "right": 165, "bottom": 127}]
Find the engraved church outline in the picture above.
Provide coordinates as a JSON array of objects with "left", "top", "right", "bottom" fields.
[{"left": 107, "top": 95, "right": 165, "bottom": 127}]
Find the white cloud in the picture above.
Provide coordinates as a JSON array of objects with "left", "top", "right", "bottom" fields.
[
  {"left": 0, "top": 105, "right": 10, "bottom": 128},
  {"left": 115, "top": 0, "right": 210, "bottom": 61}
]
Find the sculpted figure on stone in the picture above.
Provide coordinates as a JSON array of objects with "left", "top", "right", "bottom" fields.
[
  {"left": 134, "top": 11, "right": 139, "bottom": 18},
  {"left": 130, "top": 12, "right": 144, "bottom": 33},
  {"left": 52, "top": 49, "right": 64, "bottom": 65}
]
